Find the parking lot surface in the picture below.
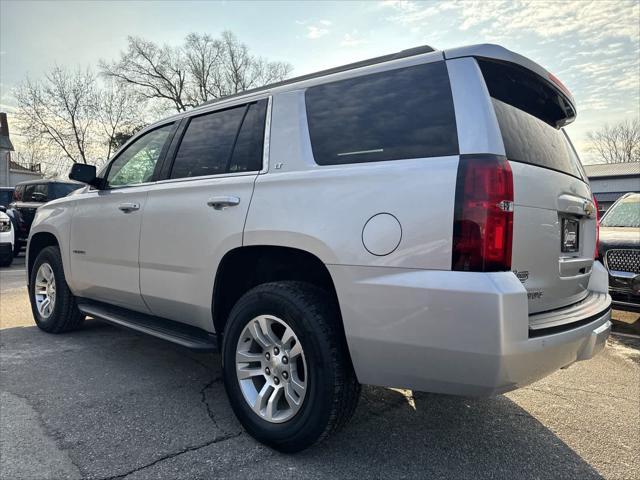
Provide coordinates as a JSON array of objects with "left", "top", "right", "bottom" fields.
[{"left": 1, "top": 268, "right": 639, "bottom": 479}]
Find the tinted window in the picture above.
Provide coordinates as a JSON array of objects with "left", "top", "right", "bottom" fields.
[
  {"left": 22, "top": 184, "right": 48, "bottom": 202},
  {"left": 0, "top": 190, "right": 13, "bottom": 207},
  {"left": 50, "top": 183, "right": 81, "bottom": 199},
  {"left": 492, "top": 99, "right": 583, "bottom": 179},
  {"left": 107, "top": 124, "right": 174, "bottom": 187},
  {"left": 12, "top": 185, "right": 24, "bottom": 202},
  {"left": 229, "top": 101, "right": 268, "bottom": 172},
  {"left": 305, "top": 62, "right": 458, "bottom": 166},
  {"left": 171, "top": 101, "right": 267, "bottom": 179},
  {"left": 601, "top": 194, "right": 640, "bottom": 228}
]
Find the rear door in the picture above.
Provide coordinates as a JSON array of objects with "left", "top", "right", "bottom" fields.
[
  {"left": 478, "top": 58, "right": 597, "bottom": 314},
  {"left": 139, "top": 99, "right": 268, "bottom": 331}
]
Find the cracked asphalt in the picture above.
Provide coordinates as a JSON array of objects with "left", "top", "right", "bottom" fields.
[{"left": 1, "top": 281, "right": 639, "bottom": 479}]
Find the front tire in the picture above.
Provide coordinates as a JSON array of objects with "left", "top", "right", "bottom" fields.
[
  {"left": 222, "top": 281, "right": 360, "bottom": 452},
  {"left": 29, "top": 246, "right": 85, "bottom": 333}
]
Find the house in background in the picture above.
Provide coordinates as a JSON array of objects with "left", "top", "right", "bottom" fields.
[
  {"left": 584, "top": 162, "right": 640, "bottom": 214},
  {"left": 0, "top": 112, "right": 44, "bottom": 188}
]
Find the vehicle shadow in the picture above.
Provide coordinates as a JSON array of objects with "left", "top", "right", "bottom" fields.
[{"left": 0, "top": 320, "right": 602, "bottom": 479}]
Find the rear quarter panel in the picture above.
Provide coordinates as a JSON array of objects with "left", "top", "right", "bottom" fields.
[{"left": 243, "top": 90, "right": 459, "bottom": 270}]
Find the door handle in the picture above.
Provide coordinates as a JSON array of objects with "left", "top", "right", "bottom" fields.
[
  {"left": 118, "top": 202, "right": 140, "bottom": 213},
  {"left": 207, "top": 196, "right": 240, "bottom": 210}
]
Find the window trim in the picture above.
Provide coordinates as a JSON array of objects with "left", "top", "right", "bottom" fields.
[
  {"left": 157, "top": 96, "right": 271, "bottom": 184},
  {"left": 100, "top": 121, "right": 179, "bottom": 190}
]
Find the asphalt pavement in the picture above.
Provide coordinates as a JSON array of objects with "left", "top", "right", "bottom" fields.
[
  {"left": 0, "top": 255, "right": 26, "bottom": 293},
  {"left": 1, "top": 263, "right": 639, "bottom": 479}
]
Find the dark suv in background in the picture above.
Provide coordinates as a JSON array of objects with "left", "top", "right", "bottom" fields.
[
  {"left": 6, "top": 179, "right": 81, "bottom": 255},
  {"left": 0, "top": 187, "right": 14, "bottom": 208},
  {"left": 598, "top": 193, "right": 640, "bottom": 312}
]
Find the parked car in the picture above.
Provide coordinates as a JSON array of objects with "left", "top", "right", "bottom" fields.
[
  {"left": 7, "top": 179, "right": 81, "bottom": 255},
  {"left": 0, "top": 187, "right": 14, "bottom": 208},
  {"left": 0, "top": 211, "right": 14, "bottom": 267},
  {"left": 26, "top": 44, "right": 611, "bottom": 452},
  {"left": 598, "top": 193, "right": 640, "bottom": 311}
]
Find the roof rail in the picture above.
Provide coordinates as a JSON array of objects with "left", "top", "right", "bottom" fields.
[{"left": 198, "top": 45, "right": 437, "bottom": 109}]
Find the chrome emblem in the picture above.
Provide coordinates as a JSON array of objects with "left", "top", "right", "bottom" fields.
[{"left": 583, "top": 200, "right": 595, "bottom": 217}]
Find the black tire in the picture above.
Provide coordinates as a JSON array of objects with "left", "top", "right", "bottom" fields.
[
  {"left": 29, "top": 246, "right": 85, "bottom": 333},
  {"left": 0, "top": 253, "right": 12, "bottom": 267},
  {"left": 222, "top": 281, "right": 360, "bottom": 453}
]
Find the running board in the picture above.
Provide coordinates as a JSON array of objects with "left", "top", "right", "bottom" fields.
[{"left": 77, "top": 300, "right": 218, "bottom": 352}]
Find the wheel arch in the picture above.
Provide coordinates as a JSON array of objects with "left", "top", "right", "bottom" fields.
[
  {"left": 212, "top": 245, "right": 348, "bottom": 349},
  {"left": 27, "top": 231, "right": 60, "bottom": 284}
]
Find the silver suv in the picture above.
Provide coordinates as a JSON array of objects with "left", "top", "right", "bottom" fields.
[{"left": 27, "top": 44, "right": 612, "bottom": 452}]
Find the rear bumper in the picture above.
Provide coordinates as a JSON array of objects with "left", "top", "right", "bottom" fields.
[{"left": 329, "top": 261, "right": 612, "bottom": 396}]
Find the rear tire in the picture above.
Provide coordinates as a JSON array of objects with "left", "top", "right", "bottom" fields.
[
  {"left": 29, "top": 246, "right": 85, "bottom": 333},
  {"left": 222, "top": 281, "right": 360, "bottom": 452}
]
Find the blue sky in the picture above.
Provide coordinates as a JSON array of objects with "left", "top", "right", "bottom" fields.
[{"left": 1, "top": 0, "right": 639, "bottom": 163}]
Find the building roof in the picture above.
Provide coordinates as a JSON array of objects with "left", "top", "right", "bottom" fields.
[
  {"left": 0, "top": 112, "right": 14, "bottom": 151},
  {"left": 583, "top": 162, "right": 640, "bottom": 178}
]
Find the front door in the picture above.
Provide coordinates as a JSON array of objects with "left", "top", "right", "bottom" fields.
[{"left": 69, "top": 123, "right": 175, "bottom": 312}]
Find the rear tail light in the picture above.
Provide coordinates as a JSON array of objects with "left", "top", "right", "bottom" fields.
[
  {"left": 452, "top": 156, "right": 514, "bottom": 272},
  {"left": 593, "top": 195, "right": 600, "bottom": 260}
]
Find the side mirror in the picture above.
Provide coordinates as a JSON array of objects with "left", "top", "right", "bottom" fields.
[
  {"left": 69, "top": 163, "right": 101, "bottom": 188},
  {"left": 0, "top": 206, "right": 6, "bottom": 213}
]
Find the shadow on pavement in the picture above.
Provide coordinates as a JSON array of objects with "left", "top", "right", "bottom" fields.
[{"left": 0, "top": 320, "right": 602, "bottom": 479}]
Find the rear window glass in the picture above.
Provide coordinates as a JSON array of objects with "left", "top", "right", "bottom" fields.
[
  {"left": 305, "top": 61, "right": 458, "bottom": 165},
  {"left": 492, "top": 99, "right": 584, "bottom": 180},
  {"left": 601, "top": 195, "right": 640, "bottom": 228}
]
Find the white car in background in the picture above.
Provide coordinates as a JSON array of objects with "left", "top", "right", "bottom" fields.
[{"left": 0, "top": 211, "right": 14, "bottom": 267}]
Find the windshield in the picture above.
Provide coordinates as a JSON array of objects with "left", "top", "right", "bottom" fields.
[{"left": 601, "top": 195, "right": 640, "bottom": 228}]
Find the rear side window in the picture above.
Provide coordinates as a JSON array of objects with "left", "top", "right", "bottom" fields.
[
  {"left": 492, "top": 99, "right": 583, "bottom": 179},
  {"left": 23, "top": 184, "right": 48, "bottom": 202},
  {"left": 170, "top": 100, "right": 267, "bottom": 179},
  {"left": 305, "top": 61, "right": 458, "bottom": 165}
]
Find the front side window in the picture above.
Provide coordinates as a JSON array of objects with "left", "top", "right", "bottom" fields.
[
  {"left": 305, "top": 61, "right": 458, "bottom": 165},
  {"left": 106, "top": 124, "right": 174, "bottom": 187},
  {"left": 170, "top": 99, "right": 267, "bottom": 179}
]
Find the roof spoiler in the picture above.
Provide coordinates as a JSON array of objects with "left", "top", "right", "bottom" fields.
[{"left": 444, "top": 44, "right": 577, "bottom": 124}]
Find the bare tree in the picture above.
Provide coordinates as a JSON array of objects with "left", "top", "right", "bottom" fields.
[
  {"left": 100, "top": 37, "right": 190, "bottom": 112},
  {"left": 101, "top": 32, "right": 292, "bottom": 111},
  {"left": 97, "top": 81, "right": 146, "bottom": 160},
  {"left": 15, "top": 66, "right": 97, "bottom": 164},
  {"left": 184, "top": 33, "right": 223, "bottom": 104},
  {"left": 587, "top": 119, "right": 640, "bottom": 164}
]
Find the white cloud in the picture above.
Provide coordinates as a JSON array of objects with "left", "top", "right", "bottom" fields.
[
  {"left": 341, "top": 31, "right": 366, "bottom": 47},
  {"left": 306, "top": 25, "right": 330, "bottom": 39},
  {"left": 301, "top": 20, "right": 332, "bottom": 39}
]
